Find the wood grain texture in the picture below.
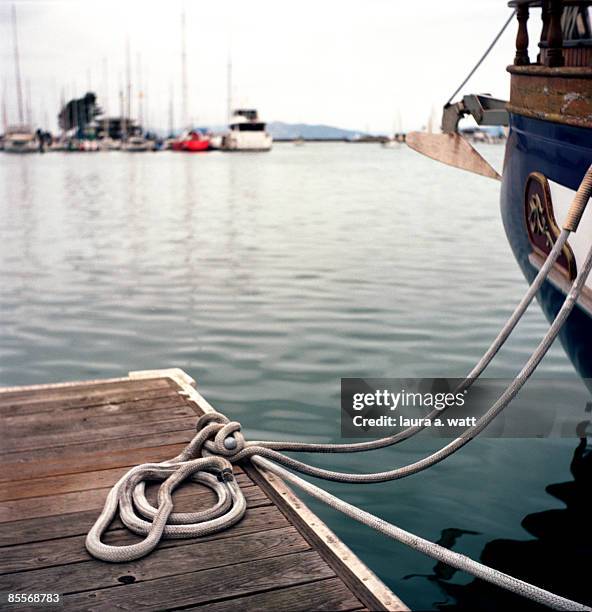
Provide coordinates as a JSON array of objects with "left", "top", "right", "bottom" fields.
[
  {"left": 0, "top": 480, "right": 268, "bottom": 524},
  {"left": 0, "top": 387, "right": 180, "bottom": 418},
  {"left": 0, "top": 429, "right": 196, "bottom": 465},
  {"left": 0, "top": 441, "right": 190, "bottom": 483},
  {"left": 0, "top": 506, "right": 287, "bottom": 573},
  {"left": 507, "top": 66, "right": 592, "bottom": 128},
  {"left": 2, "top": 395, "right": 191, "bottom": 431},
  {"left": 0, "top": 464, "right": 253, "bottom": 501},
  {"left": 0, "top": 464, "right": 253, "bottom": 502},
  {"left": 0, "top": 378, "right": 172, "bottom": 410},
  {"left": 0, "top": 416, "right": 199, "bottom": 454},
  {"left": 0, "top": 526, "right": 310, "bottom": 594},
  {"left": 60, "top": 551, "right": 334, "bottom": 611},
  {"left": 186, "top": 577, "right": 365, "bottom": 612}
]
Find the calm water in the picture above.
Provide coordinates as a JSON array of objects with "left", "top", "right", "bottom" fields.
[{"left": 1, "top": 144, "right": 590, "bottom": 609}]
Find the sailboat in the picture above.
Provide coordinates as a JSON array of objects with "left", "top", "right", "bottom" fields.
[
  {"left": 171, "top": 9, "right": 211, "bottom": 153},
  {"left": 4, "top": 126, "right": 37, "bottom": 153},
  {"left": 119, "top": 41, "right": 149, "bottom": 152},
  {"left": 4, "top": 5, "right": 37, "bottom": 153},
  {"left": 124, "top": 133, "right": 151, "bottom": 152},
  {"left": 171, "top": 130, "right": 210, "bottom": 152}
]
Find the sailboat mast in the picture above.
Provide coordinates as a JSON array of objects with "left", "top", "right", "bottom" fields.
[
  {"left": 137, "top": 53, "right": 143, "bottom": 129},
  {"left": 181, "top": 9, "right": 188, "bottom": 128},
  {"left": 144, "top": 80, "right": 149, "bottom": 133},
  {"left": 102, "top": 58, "right": 109, "bottom": 138},
  {"left": 59, "top": 86, "right": 65, "bottom": 137},
  {"left": 2, "top": 81, "right": 8, "bottom": 132},
  {"left": 25, "top": 79, "right": 32, "bottom": 126},
  {"left": 102, "top": 58, "right": 108, "bottom": 113},
  {"left": 226, "top": 53, "right": 232, "bottom": 123},
  {"left": 120, "top": 74, "right": 126, "bottom": 140},
  {"left": 168, "top": 82, "right": 174, "bottom": 137},
  {"left": 11, "top": 4, "right": 24, "bottom": 125},
  {"left": 126, "top": 37, "right": 131, "bottom": 131}
]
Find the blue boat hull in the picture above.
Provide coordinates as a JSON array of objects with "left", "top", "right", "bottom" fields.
[{"left": 500, "top": 113, "right": 592, "bottom": 381}]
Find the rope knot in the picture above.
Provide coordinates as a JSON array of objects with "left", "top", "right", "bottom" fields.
[{"left": 196, "top": 412, "right": 246, "bottom": 458}]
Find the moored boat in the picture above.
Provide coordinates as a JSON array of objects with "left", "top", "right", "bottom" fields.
[
  {"left": 221, "top": 109, "right": 273, "bottom": 152},
  {"left": 171, "top": 129, "right": 211, "bottom": 152},
  {"left": 409, "top": 0, "right": 592, "bottom": 387},
  {"left": 5, "top": 7, "right": 37, "bottom": 154},
  {"left": 98, "top": 137, "right": 122, "bottom": 151},
  {"left": 3, "top": 125, "right": 38, "bottom": 153},
  {"left": 124, "top": 138, "right": 149, "bottom": 152},
  {"left": 500, "top": 0, "right": 592, "bottom": 382},
  {"left": 123, "top": 133, "right": 151, "bottom": 152}
]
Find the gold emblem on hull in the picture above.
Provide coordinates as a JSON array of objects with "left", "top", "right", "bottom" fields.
[{"left": 524, "top": 172, "right": 577, "bottom": 280}]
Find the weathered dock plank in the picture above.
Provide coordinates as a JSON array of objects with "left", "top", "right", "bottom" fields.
[
  {"left": 185, "top": 577, "right": 368, "bottom": 612},
  {"left": 0, "top": 464, "right": 252, "bottom": 502},
  {"left": 0, "top": 368, "right": 407, "bottom": 611}
]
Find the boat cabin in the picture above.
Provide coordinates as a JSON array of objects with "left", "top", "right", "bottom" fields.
[{"left": 229, "top": 109, "right": 267, "bottom": 132}]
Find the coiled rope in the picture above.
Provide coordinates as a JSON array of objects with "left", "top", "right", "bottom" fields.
[
  {"left": 87, "top": 166, "right": 592, "bottom": 611},
  {"left": 86, "top": 415, "right": 247, "bottom": 562}
]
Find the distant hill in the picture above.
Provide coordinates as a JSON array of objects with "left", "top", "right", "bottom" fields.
[
  {"left": 150, "top": 122, "right": 372, "bottom": 141},
  {"left": 267, "top": 122, "right": 365, "bottom": 141}
]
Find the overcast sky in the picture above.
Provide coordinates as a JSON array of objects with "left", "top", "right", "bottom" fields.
[{"left": 0, "top": 0, "right": 544, "bottom": 133}]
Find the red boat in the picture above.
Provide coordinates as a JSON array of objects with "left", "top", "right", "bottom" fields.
[{"left": 171, "top": 130, "right": 211, "bottom": 152}]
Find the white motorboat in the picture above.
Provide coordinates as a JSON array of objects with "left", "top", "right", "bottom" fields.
[
  {"left": 123, "top": 135, "right": 150, "bottom": 152},
  {"left": 98, "top": 137, "right": 122, "bottom": 151},
  {"left": 221, "top": 109, "right": 272, "bottom": 152},
  {"left": 3, "top": 126, "right": 37, "bottom": 153}
]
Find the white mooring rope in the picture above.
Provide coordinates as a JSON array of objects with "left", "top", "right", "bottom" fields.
[
  {"left": 86, "top": 166, "right": 592, "bottom": 610},
  {"left": 252, "top": 456, "right": 590, "bottom": 612}
]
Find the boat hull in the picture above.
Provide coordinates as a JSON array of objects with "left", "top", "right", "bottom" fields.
[
  {"left": 500, "top": 112, "right": 592, "bottom": 381},
  {"left": 4, "top": 140, "right": 37, "bottom": 153},
  {"left": 221, "top": 132, "right": 272, "bottom": 152},
  {"left": 171, "top": 136, "right": 211, "bottom": 152},
  {"left": 183, "top": 140, "right": 210, "bottom": 152}
]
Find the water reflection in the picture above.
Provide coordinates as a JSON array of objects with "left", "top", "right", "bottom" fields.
[{"left": 407, "top": 434, "right": 592, "bottom": 610}]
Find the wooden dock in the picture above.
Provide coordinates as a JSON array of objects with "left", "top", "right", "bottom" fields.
[{"left": 0, "top": 368, "right": 407, "bottom": 611}]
